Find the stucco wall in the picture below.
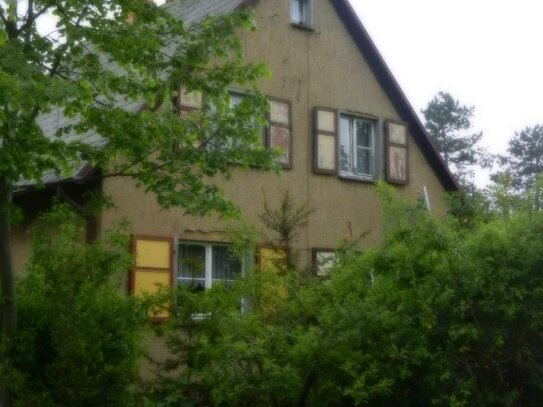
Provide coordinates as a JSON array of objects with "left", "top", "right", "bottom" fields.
[
  {"left": 100, "top": 0, "right": 450, "bottom": 270},
  {"left": 11, "top": 225, "right": 31, "bottom": 274}
]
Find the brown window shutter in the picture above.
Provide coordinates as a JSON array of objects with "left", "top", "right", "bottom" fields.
[
  {"left": 313, "top": 107, "right": 338, "bottom": 174},
  {"left": 385, "top": 120, "right": 409, "bottom": 184},
  {"left": 177, "top": 86, "right": 202, "bottom": 114},
  {"left": 267, "top": 97, "right": 293, "bottom": 168},
  {"left": 130, "top": 235, "right": 174, "bottom": 322}
]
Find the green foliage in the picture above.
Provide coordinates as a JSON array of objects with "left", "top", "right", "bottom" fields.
[
  {"left": 328, "top": 187, "right": 543, "bottom": 405},
  {"left": 422, "top": 92, "right": 491, "bottom": 188},
  {"left": 147, "top": 185, "right": 543, "bottom": 406},
  {"left": 259, "top": 190, "right": 315, "bottom": 271},
  {"left": 0, "top": 205, "right": 148, "bottom": 406},
  {"left": 493, "top": 125, "right": 543, "bottom": 209},
  {"left": 145, "top": 270, "right": 342, "bottom": 407},
  {"left": 1, "top": 3, "right": 278, "bottom": 403},
  {"left": 1, "top": 2, "right": 277, "bottom": 214}
]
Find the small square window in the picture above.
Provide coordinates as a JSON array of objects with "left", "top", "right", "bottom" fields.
[
  {"left": 339, "top": 114, "right": 376, "bottom": 180},
  {"left": 313, "top": 249, "right": 336, "bottom": 277},
  {"left": 291, "top": 0, "right": 312, "bottom": 28}
]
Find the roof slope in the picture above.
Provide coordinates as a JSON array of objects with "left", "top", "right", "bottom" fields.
[{"left": 164, "top": 0, "right": 243, "bottom": 22}]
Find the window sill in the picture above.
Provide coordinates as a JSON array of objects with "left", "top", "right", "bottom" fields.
[
  {"left": 291, "top": 22, "right": 314, "bottom": 32},
  {"left": 338, "top": 172, "right": 376, "bottom": 183}
]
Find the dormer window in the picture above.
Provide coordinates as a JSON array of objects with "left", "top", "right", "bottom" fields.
[{"left": 291, "top": 0, "right": 312, "bottom": 28}]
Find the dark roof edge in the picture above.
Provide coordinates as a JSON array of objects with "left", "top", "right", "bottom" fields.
[
  {"left": 14, "top": 164, "right": 99, "bottom": 195},
  {"left": 331, "top": 0, "right": 458, "bottom": 191}
]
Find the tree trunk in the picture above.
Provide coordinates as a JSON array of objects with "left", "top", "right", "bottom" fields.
[{"left": 0, "top": 175, "right": 15, "bottom": 407}]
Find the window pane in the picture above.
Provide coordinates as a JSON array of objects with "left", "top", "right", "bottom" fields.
[
  {"left": 230, "top": 93, "right": 244, "bottom": 107},
  {"left": 179, "top": 244, "right": 206, "bottom": 290},
  {"left": 339, "top": 116, "right": 351, "bottom": 172},
  {"left": 291, "top": 0, "right": 302, "bottom": 23},
  {"left": 356, "top": 120, "right": 371, "bottom": 148},
  {"left": 356, "top": 147, "right": 371, "bottom": 175},
  {"left": 212, "top": 246, "right": 241, "bottom": 285}
]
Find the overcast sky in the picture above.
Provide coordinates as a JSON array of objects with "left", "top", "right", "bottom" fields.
[{"left": 350, "top": 0, "right": 543, "bottom": 162}]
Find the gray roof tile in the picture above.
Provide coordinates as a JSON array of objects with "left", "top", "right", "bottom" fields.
[{"left": 24, "top": 0, "right": 244, "bottom": 189}]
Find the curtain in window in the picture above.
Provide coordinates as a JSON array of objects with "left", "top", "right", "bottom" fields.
[
  {"left": 179, "top": 244, "right": 206, "bottom": 290},
  {"left": 212, "top": 246, "right": 240, "bottom": 285}
]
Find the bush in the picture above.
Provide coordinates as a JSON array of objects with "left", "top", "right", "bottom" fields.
[
  {"left": 2, "top": 205, "right": 148, "bottom": 407},
  {"left": 146, "top": 185, "right": 543, "bottom": 406}
]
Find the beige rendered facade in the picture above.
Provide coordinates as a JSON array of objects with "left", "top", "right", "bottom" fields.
[{"left": 13, "top": 0, "right": 456, "bottom": 288}]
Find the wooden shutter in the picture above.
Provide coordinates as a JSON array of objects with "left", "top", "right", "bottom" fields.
[
  {"left": 177, "top": 86, "right": 202, "bottom": 114},
  {"left": 268, "top": 97, "right": 293, "bottom": 168},
  {"left": 313, "top": 107, "right": 338, "bottom": 174},
  {"left": 257, "top": 246, "right": 288, "bottom": 273},
  {"left": 385, "top": 120, "right": 409, "bottom": 184},
  {"left": 130, "top": 236, "right": 174, "bottom": 321}
]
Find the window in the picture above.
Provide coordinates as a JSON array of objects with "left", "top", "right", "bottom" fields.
[
  {"left": 339, "top": 114, "right": 376, "bottom": 180},
  {"left": 312, "top": 249, "right": 336, "bottom": 277},
  {"left": 291, "top": 0, "right": 312, "bottom": 28},
  {"left": 208, "top": 92, "right": 266, "bottom": 151},
  {"left": 178, "top": 242, "right": 241, "bottom": 290}
]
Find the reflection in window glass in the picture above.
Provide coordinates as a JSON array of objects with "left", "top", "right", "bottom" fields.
[
  {"left": 339, "top": 116, "right": 351, "bottom": 173},
  {"left": 339, "top": 115, "right": 375, "bottom": 178},
  {"left": 178, "top": 242, "right": 241, "bottom": 290},
  {"left": 212, "top": 246, "right": 239, "bottom": 285},
  {"left": 179, "top": 244, "right": 206, "bottom": 291}
]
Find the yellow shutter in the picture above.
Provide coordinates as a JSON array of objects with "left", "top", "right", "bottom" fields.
[
  {"left": 258, "top": 246, "right": 288, "bottom": 273},
  {"left": 131, "top": 236, "right": 173, "bottom": 321}
]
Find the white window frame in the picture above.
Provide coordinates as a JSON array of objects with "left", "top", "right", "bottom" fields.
[
  {"left": 339, "top": 114, "right": 377, "bottom": 181},
  {"left": 291, "top": 0, "right": 312, "bottom": 28},
  {"left": 176, "top": 241, "right": 241, "bottom": 290}
]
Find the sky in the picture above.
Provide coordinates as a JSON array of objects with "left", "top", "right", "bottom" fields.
[{"left": 349, "top": 0, "right": 543, "bottom": 183}]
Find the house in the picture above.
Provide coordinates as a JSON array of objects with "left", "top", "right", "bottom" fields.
[{"left": 12, "top": 0, "right": 457, "bottom": 301}]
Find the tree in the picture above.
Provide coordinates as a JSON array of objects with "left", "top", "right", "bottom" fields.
[
  {"left": 0, "top": 1, "right": 273, "bottom": 336},
  {"left": 259, "top": 190, "right": 315, "bottom": 271},
  {"left": 422, "top": 91, "right": 491, "bottom": 188},
  {"left": 0, "top": 1, "right": 276, "bottom": 404},
  {"left": 1, "top": 204, "right": 147, "bottom": 406},
  {"left": 493, "top": 125, "right": 543, "bottom": 208}
]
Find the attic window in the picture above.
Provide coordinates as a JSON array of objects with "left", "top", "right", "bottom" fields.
[{"left": 291, "top": 0, "right": 312, "bottom": 28}]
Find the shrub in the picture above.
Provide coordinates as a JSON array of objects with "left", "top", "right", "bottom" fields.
[{"left": 2, "top": 205, "right": 148, "bottom": 407}]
